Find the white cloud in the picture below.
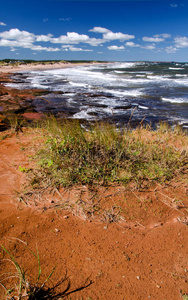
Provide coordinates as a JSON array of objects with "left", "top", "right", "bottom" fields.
[
  {"left": 174, "top": 36, "right": 188, "bottom": 48},
  {"left": 90, "top": 27, "right": 135, "bottom": 42},
  {"left": 103, "top": 32, "right": 134, "bottom": 41},
  {"left": 68, "top": 32, "right": 90, "bottom": 42},
  {"left": 142, "top": 44, "right": 156, "bottom": 50},
  {"left": 36, "top": 34, "right": 53, "bottom": 42},
  {"left": 108, "top": 45, "right": 125, "bottom": 50},
  {"left": 154, "top": 33, "right": 171, "bottom": 39},
  {"left": 166, "top": 46, "right": 178, "bottom": 53},
  {"left": 89, "top": 27, "right": 110, "bottom": 34},
  {"left": 43, "top": 18, "right": 48, "bottom": 22},
  {"left": 0, "top": 27, "right": 136, "bottom": 54},
  {"left": 2, "top": 39, "right": 60, "bottom": 51},
  {"left": 0, "top": 38, "right": 30, "bottom": 48},
  {"left": 0, "top": 28, "right": 35, "bottom": 43},
  {"left": 62, "top": 45, "right": 93, "bottom": 52},
  {"left": 50, "top": 32, "right": 104, "bottom": 46},
  {"left": 125, "top": 41, "right": 140, "bottom": 47},
  {"left": 0, "top": 22, "right": 6, "bottom": 26},
  {"left": 85, "top": 38, "right": 104, "bottom": 46},
  {"left": 142, "top": 36, "right": 164, "bottom": 42},
  {"left": 31, "top": 45, "right": 60, "bottom": 52},
  {"left": 51, "top": 32, "right": 90, "bottom": 44},
  {"left": 0, "top": 32, "right": 61, "bottom": 52},
  {"left": 1, "top": 25, "right": 176, "bottom": 55}
]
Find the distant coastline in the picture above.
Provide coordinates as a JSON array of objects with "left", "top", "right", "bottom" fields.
[{"left": 0, "top": 60, "right": 107, "bottom": 73}]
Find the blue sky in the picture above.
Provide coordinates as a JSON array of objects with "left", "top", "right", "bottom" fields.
[{"left": 0, "top": 0, "right": 188, "bottom": 61}]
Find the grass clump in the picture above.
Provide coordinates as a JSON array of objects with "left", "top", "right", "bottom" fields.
[{"left": 29, "top": 118, "right": 188, "bottom": 190}]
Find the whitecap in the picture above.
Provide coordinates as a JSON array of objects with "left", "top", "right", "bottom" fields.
[
  {"left": 69, "top": 81, "right": 89, "bottom": 87},
  {"left": 138, "top": 105, "right": 149, "bottom": 110},
  {"left": 169, "top": 67, "right": 184, "bottom": 70},
  {"left": 114, "top": 70, "right": 126, "bottom": 74},
  {"left": 162, "top": 97, "right": 188, "bottom": 103},
  {"left": 175, "top": 74, "right": 187, "bottom": 77},
  {"left": 106, "top": 61, "right": 143, "bottom": 69},
  {"left": 103, "top": 88, "right": 143, "bottom": 97}
]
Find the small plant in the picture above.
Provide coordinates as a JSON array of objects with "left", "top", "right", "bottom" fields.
[
  {"left": 0, "top": 239, "right": 92, "bottom": 300},
  {"left": 19, "top": 166, "right": 30, "bottom": 173},
  {"left": 6, "top": 114, "right": 23, "bottom": 133},
  {"left": 0, "top": 242, "right": 55, "bottom": 300}
]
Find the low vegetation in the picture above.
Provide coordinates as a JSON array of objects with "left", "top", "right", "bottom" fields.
[
  {"left": 27, "top": 118, "right": 187, "bottom": 191},
  {"left": 0, "top": 241, "right": 55, "bottom": 300},
  {"left": 0, "top": 240, "right": 91, "bottom": 299},
  {"left": 0, "top": 59, "right": 105, "bottom": 67}
]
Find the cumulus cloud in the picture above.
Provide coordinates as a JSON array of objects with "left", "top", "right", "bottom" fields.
[
  {"left": 2, "top": 25, "right": 176, "bottom": 55},
  {"left": 89, "top": 27, "right": 135, "bottom": 43},
  {"left": 0, "top": 26, "right": 137, "bottom": 54},
  {"left": 86, "top": 38, "right": 104, "bottom": 46},
  {"left": 166, "top": 46, "right": 178, "bottom": 53},
  {"left": 125, "top": 41, "right": 140, "bottom": 47},
  {"left": 103, "top": 31, "right": 134, "bottom": 41},
  {"left": 0, "top": 28, "right": 35, "bottom": 43},
  {"left": 89, "top": 27, "right": 110, "bottom": 34},
  {"left": 0, "top": 37, "right": 60, "bottom": 52},
  {"left": 108, "top": 45, "right": 125, "bottom": 50},
  {"left": 174, "top": 36, "right": 188, "bottom": 48},
  {"left": 0, "top": 22, "right": 6, "bottom": 26},
  {"left": 51, "top": 32, "right": 90, "bottom": 44},
  {"left": 142, "top": 36, "right": 164, "bottom": 42},
  {"left": 36, "top": 34, "right": 53, "bottom": 42},
  {"left": 0, "top": 28, "right": 61, "bottom": 52},
  {"left": 0, "top": 38, "right": 31, "bottom": 48},
  {"left": 31, "top": 45, "right": 60, "bottom": 52},
  {"left": 0, "top": 27, "right": 101, "bottom": 52}
]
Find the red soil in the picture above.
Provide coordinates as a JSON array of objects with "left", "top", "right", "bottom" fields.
[{"left": 0, "top": 129, "right": 188, "bottom": 300}]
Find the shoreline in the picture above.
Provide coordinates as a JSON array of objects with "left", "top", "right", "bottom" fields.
[
  {"left": 0, "top": 61, "right": 106, "bottom": 74},
  {"left": 1, "top": 61, "right": 188, "bottom": 129}
]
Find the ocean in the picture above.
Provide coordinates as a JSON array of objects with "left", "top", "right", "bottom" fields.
[{"left": 7, "top": 61, "right": 188, "bottom": 127}]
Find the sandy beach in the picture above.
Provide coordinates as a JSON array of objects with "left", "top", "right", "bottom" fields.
[{"left": 0, "top": 61, "right": 104, "bottom": 73}]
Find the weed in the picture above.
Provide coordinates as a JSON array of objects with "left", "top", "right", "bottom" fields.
[
  {"left": 0, "top": 239, "right": 92, "bottom": 299},
  {"left": 19, "top": 166, "right": 30, "bottom": 173},
  {"left": 0, "top": 241, "right": 55, "bottom": 300}
]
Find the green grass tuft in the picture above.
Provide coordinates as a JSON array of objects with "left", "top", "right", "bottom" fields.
[{"left": 28, "top": 118, "right": 188, "bottom": 190}]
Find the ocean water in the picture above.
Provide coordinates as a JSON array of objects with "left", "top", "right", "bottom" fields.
[{"left": 7, "top": 61, "right": 188, "bottom": 127}]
